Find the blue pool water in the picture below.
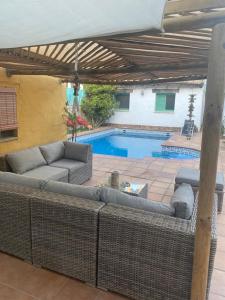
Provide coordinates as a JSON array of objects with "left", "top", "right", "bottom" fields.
[{"left": 77, "top": 129, "right": 200, "bottom": 160}]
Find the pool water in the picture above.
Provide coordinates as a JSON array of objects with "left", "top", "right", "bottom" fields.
[{"left": 77, "top": 129, "right": 200, "bottom": 160}]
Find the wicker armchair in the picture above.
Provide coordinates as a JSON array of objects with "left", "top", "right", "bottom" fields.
[
  {"left": 0, "top": 183, "right": 35, "bottom": 262},
  {"left": 69, "top": 147, "right": 92, "bottom": 184},
  {"left": 30, "top": 190, "right": 104, "bottom": 286},
  {"left": 97, "top": 197, "right": 217, "bottom": 300}
]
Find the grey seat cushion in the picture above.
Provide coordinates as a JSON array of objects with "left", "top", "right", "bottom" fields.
[
  {"left": 50, "top": 159, "right": 86, "bottom": 183},
  {"left": 22, "top": 166, "right": 68, "bottom": 182},
  {"left": 100, "top": 187, "right": 174, "bottom": 216},
  {"left": 39, "top": 141, "right": 65, "bottom": 164},
  {"left": 0, "top": 171, "right": 46, "bottom": 189},
  {"left": 171, "top": 183, "right": 194, "bottom": 220},
  {"left": 175, "top": 167, "right": 224, "bottom": 191},
  {"left": 6, "top": 147, "right": 46, "bottom": 174},
  {"left": 44, "top": 180, "right": 101, "bottom": 201},
  {"left": 50, "top": 159, "right": 85, "bottom": 171},
  {"left": 64, "top": 141, "right": 90, "bottom": 163}
]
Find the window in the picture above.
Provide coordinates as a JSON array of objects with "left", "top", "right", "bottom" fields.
[
  {"left": 0, "top": 87, "right": 18, "bottom": 140},
  {"left": 115, "top": 93, "right": 130, "bottom": 110},
  {"left": 155, "top": 93, "right": 175, "bottom": 112}
]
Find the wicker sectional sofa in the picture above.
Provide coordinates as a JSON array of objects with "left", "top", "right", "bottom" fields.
[
  {"left": 0, "top": 140, "right": 92, "bottom": 184},
  {"left": 0, "top": 171, "right": 217, "bottom": 300}
]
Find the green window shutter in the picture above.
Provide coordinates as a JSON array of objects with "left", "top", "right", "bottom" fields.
[
  {"left": 155, "top": 94, "right": 166, "bottom": 111},
  {"left": 165, "top": 94, "right": 175, "bottom": 111}
]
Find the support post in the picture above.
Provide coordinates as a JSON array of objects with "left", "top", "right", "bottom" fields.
[{"left": 191, "top": 23, "right": 225, "bottom": 300}]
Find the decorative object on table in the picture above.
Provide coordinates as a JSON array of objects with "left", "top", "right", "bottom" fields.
[
  {"left": 110, "top": 171, "right": 120, "bottom": 189},
  {"left": 120, "top": 182, "right": 148, "bottom": 198},
  {"left": 100, "top": 173, "right": 148, "bottom": 199}
]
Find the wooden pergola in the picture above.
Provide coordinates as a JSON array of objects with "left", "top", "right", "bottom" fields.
[
  {"left": 0, "top": 1, "right": 224, "bottom": 86},
  {"left": 1, "top": 1, "right": 225, "bottom": 299}
]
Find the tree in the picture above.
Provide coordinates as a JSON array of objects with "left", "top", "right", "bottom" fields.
[{"left": 81, "top": 84, "right": 118, "bottom": 128}]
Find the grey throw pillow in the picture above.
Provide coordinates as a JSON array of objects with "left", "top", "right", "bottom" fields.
[
  {"left": 6, "top": 147, "right": 47, "bottom": 174},
  {"left": 100, "top": 187, "right": 174, "bottom": 216},
  {"left": 0, "top": 171, "right": 46, "bottom": 189},
  {"left": 40, "top": 141, "right": 65, "bottom": 164},
  {"left": 44, "top": 180, "right": 101, "bottom": 201},
  {"left": 171, "top": 183, "right": 194, "bottom": 219},
  {"left": 64, "top": 141, "right": 90, "bottom": 163}
]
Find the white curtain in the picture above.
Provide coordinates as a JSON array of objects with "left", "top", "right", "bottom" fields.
[{"left": 0, "top": 0, "right": 167, "bottom": 48}]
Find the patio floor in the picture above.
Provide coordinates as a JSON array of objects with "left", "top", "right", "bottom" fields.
[{"left": 1, "top": 133, "right": 225, "bottom": 300}]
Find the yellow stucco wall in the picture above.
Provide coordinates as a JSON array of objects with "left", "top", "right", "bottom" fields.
[{"left": 0, "top": 68, "right": 67, "bottom": 154}]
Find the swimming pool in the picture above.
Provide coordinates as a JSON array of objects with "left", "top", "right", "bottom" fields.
[{"left": 77, "top": 129, "right": 200, "bottom": 160}]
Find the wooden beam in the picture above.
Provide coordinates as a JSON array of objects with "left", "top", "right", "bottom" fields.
[
  {"left": 99, "top": 39, "right": 209, "bottom": 54},
  {"left": 113, "top": 36, "right": 211, "bottom": 48},
  {"left": 191, "top": 23, "right": 225, "bottom": 300},
  {"left": 166, "top": 0, "right": 225, "bottom": 15},
  {"left": 6, "top": 62, "right": 208, "bottom": 76},
  {"left": 61, "top": 74, "right": 207, "bottom": 85},
  {"left": 164, "top": 10, "right": 225, "bottom": 32}
]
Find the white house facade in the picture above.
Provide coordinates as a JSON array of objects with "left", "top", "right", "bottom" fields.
[{"left": 109, "top": 82, "right": 206, "bottom": 130}]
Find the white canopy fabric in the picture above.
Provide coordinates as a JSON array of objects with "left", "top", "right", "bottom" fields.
[{"left": 0, "top": 0, "right": 166, "bottom": 48}]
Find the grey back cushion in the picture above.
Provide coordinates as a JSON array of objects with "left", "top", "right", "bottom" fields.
[
  {"left": 64, "top": 141, "right": 90, "bottom": 163},
  {"left": 100, "top": 187, "right": 174, "bottom": 216},
  {"left": 0, "top": 171, "right": 46, "bottom": 189},
  {"left": 6, "top": 147, "right": 47, "bottom": 174},
  {"left": 171, "top": 183, "right": 194, "bottom": 220},
  {"left": 44, "top": 180, "right": 101, "bottom": 201},
  {"left": 39, "top": 141, "right": 65, "bottom": 164}
]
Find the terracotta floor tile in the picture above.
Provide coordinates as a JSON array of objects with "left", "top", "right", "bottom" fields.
[
  {"left": 0, "top": 283, "right": 36, "bottom": 300},
  {"left": 54, "top": 279, "right": 99, "bottom": 300},
  {"left": 151, "top": 181, "right": 169, "bottom": 188},
  {"left": 161, "top": 168, "right": 177, "bottom": 174},
  {"left": 94, "top": 166, "right": 111, "bottom": 172},
  {"left": 133, "top": 162, "right": 150, "bottom": 169},
  {"left": 217, "top": 214, "right": 225, "bottom": 225},
  {"left": 96, "top": 289, "right": 129, "bottom": 300},
  {"left": 164, "top": 189, "right": 174, "bottom": 197},
  {"left": 148, "top": 192, "right": 163, "bottom": 202},
  {"left": 215, "top": 250, "right": 225, "bottom": 272},
  {"left": 147, "top": 164, "right": 163, "bottom": 171},
  {"left": 155, "top": 177, "right": 173, "bottom": 183},
  {"left": 0, "top": 253, "right": 35, "bottom": 290},
  {"left": 20, "top": 268, "right": 68, "bottom": 300},
  {"left": 148, "top": 186, "right": 166, "bottom": 194},
  {"left": 162, "top": 195, "right": 171, "bottom": 203},
  {"left": 0, "top": 254, "right": 68, "bottom": 300},
  {"left": 209, "top": 293, "right": 225, "bottom": 300},
  {"left": 217, "top": 223, "right": 225, "bottom": 238},
  {"left": 122, "top": 168, "right": 145, "bottom": 176},
  {"left": 93, "top": 170, "right": 108, "bottom": 177},
  {"left": 211, "top": 269, "right": 225, "bottom": 297},
  {"left": 217, "top": 236, "right": 225, "bottom": 252}
]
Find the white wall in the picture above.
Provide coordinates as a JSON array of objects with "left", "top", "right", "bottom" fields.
[{"left": 109, "top": 87, "right": 205, "bottom": 129}]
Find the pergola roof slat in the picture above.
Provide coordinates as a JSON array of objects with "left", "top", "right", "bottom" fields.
[
  {"left": 1, "top": 0, "right": 224, "bottom": 85},
  {"left": 166, "top": 0, "right": 225, "bottom": 15}
]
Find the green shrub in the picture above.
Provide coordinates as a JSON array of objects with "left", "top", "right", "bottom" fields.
[{"left": 81, "top": 84, "right": 118, "bottom": 128}]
